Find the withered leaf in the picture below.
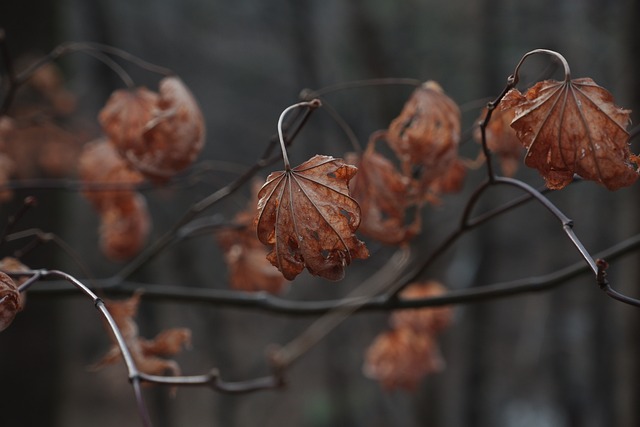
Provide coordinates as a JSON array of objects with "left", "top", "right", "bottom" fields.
[
  {"left": 363, "top": 327, "right": 444, "bottom": 391},
  {"left": 473, "top": 107, "right": 524, "bottom": 177},
  {"left": 390, "top": 281, "right": 453, "bottom": 334},
  {"left": 99, "top": 77, "right": 205, "bottom": 182},
  {"left": 346, "top": 136, "right": 421, "bottom": 246},
  {"left": 93, "top": 292, "right": 192, "bottom": 380},
  {"left": 255, "top": 154, "right": 369, "bottom": 281},
  {"left": 99, "top": 193, "right": 151, "bottom": 262},
  {"left": 386, "top": 81, "right": 463, "bottom": 202},
  {"left": 78, "top": 138, "right": 145, "bottom": 211},
  {"left": 501, "top": 78, "right": 638, "bottom": 190},
  {"left": 0, "top": 271, "right": 23, "bottom": 332},
  {"left": 216, "top": 187, "right": 288, "bottom": 294}
]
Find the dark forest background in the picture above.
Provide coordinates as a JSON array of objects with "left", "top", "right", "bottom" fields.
[{"left": 1, "top": 1, "right": 640, "bottom": 426}]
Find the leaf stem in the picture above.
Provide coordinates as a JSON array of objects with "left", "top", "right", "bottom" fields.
[
  {"left": 277, "top": 100, "right": 322, "bottom": 171},
  {"left": 512, "top": 49, "right": 571, "bottom": 84}
]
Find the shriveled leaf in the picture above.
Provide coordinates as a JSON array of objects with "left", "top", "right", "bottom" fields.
[
  {"left": 78, "top": 138, "right": 145, "bottom": 211},
  {"left": 473, "top": 107, "right": 524, "bottom": 177},
  {"left": 386, "top": 81, "right": 463, "bottom": 202},
  {"left": 363, "top": 327, "right": 444, "bottom": 391},
  {"left": 390, "top": 281, "right": 453, "bottom": 334},
  {"left": 93, "top": 292, "right": 191, "bottom": 380},
  {"left": 216, "top": 187, "right": 289, "bottom": 294},
  {"left": 99, "top": 77, "right": 206, "bottom": 181},
  {"left": 346, "top": 136, "right": 420, "bottom": 246},
  {"left": 0, "top": 271, "right": 23, "bottom": 332},
  {"left": 501, "top": 78, "right": 637, "bottom": 190},
  {"left": 99, "top": 193, "right": 151, "bottom": 262},
  {"left": 255, "top": 154, "right": 369, "bottom": 281}
]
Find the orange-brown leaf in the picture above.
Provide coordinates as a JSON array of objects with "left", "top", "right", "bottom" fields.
[
  {"left": 99, "top": 77, "right": 205, "bottom": 181},
  {"left": 0, "top": 271, "right": 23, "bottom": 332},
  {"left": 473, "top": 107, "right": 524, "bottom": 177},
  {"left": 255, "top": 155, "right": 369, "bottom": 281},
  {"left": 99, "top": 193, "right": 151, "bottom": 262},
  {"left": 501, "top": 78, "right": 637, "bottom": 190},
  {"left": 347, "top": 137, "right": 420, "bottom": 246},
  {"left": 363, "top": 328, "right": 444, "bottom": 391},
  {"left": 216, "top": 189, "right": 289, "bottom": 294},
  {"left": 93, "top": 292, "right": 191, "bottom": 380},
  {"left": 78, "top": 138, "right": 145, "bottom": 211},
  {"left": 386, "top": 81, "right": 463, "bottom": 201},
  {"left": 390, "top": 281, "right": 453, "bottom": 334}
]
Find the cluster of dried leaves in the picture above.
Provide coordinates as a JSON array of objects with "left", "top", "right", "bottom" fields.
[
  {"left": 363, "top": 281, "right": 452, "bottom": 390},
  {"left": 77, "top": 76, "right": 205, "bottom": 261},
  {"left": 0, "top": 60, "right": 85, "bottom": 202},
  {"left": 348, "top": 81, "right": 466, "bottom": 246},
  {"left": 92, "top": 292, "right": 192, "bottom": 382}
]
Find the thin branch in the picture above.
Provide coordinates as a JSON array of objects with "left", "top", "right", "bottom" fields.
[
  {"left": 300, "top": 77, "right": 422, "bottom": 99},
  {"left": 20, "top": 232, "right": 640, "bottom": 313},
  {"left": 138, "top": 370, "right": 282, "bottom": 394},
  {"left": 7, "top": 269, "right": 154, "bottom": 427}
]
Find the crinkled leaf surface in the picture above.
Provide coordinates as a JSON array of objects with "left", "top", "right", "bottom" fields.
[
  {"left": 255, "top": 155, "right": 369, "bottom": 281},
  {"left": 347, "top": 140, "right": 420, "bottom": 246},
  {"left": 502, "top": 78, "right": 637, "bottom": 190}
]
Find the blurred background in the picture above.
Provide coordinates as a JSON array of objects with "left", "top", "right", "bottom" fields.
[{"left": 1, "top": 0, "right": 640, "bottom": 426}]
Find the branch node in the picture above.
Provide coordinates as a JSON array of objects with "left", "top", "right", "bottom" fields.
[{"left": 596, "top": 258, "right": 609, "bottom": 289}]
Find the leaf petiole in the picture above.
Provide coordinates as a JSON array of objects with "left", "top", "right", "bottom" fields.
[{"left": 277, "top": 99, "right": 322, "bottom": 170}]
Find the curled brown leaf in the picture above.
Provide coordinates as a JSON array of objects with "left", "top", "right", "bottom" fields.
[
  {"left": 473, "top": 107, "right": 524, "bottom": 177},
  {"left": 255, "top": 154, "right": 369, "bottom": 281},
  {"left": 346, "top": 135, "right": 420, "bottom": 246},
  {"left": 363, "top": 328, "right": 444, "bottom": 391},
  {"left": 390, "top": 281, "right": 453, "bottom": 334},
  {"left": 501, "top": 78, "right": 638, "bottom": 190},
  {"left": 0, "top": 271, "right": 23, "bottom": 332},
  {"left": 93, "top": 292, "right": 191, "bottom": 380},
  {"left": 99, "top": 77, "right": 205, "bottom": 181},
  {"left": 386, "top": 81, "right": 464, "bottom": 202}
]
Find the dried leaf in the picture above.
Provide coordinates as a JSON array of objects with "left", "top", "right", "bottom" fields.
[
  {"left": 390, "top": 281, "right": 453, "bottom": 334},
  {"left": 77, "top": 138, "right": 144, "bottom": 211},
  {"left": 346, "top": 136, "right": 421, "bottom": 246},
  {"left": 255, "top": 154, "right": 369, "bottom": 281},
  {"left": 93, "top": 292, "right": 191, "bottom": 380},
  {"left": 473, "top": 107, "right": 524, "bottom": 177},
  {"left": 99, "top": 193, "right": 151, "bottom": 262},
  {"left": 363, "top": 328, "right": 444, "bottom": 391},
  {"left": 0, "top": 271, "right": 23, "bottom": 332},
  {"left": 386, "top": 81, "right": 463, "bottom": 202},
  {"left": 217, "top": 206, "right": 288, "bottom": 294},
  {"left": 501, "top": 78, "right": 638, "bottom": 190},
  {"left": 99, "top": 77, "right": 205, "bottom": 181}
]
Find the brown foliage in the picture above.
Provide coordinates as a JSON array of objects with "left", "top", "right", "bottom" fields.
[
  {"left": 364, "top": 280, "right": 452, "bottom": 391},
  {"left": 347, "top": 136, "right": 420, "bottom": 246},
  {"left": 474, "top": 107, "right": 524, "bottom": 177},
  {"left": 386, "top": 81, "right": 464, "bottom": 202},
  {"left": 77, "top": 138, "right": 145, "bottom": 211},
  {"left": 0, "top": 271, "right": 23, "bottom": 332},
  {"left": 255, "top": 155, "right": 369, "bottom": 281},
  {"left": 99, "top": 76, "right": 205, "bottom": 181},
  {"left": 216, "top": 186, "right": 288, "bottom": 294},
  {"left": 390, "top": 281, "right": 453, "bottom": 333},
  {"left": 363, "top": 328, "right": 444, "bottom": 391},
  {"left": 93, "top": 292, "right": 192, "bottom": 379},
  {"left": 501, "top": 78, "right": 638, "bottom": 190},
  {"left": 99, "top": 193, "right": 151, "bottom": 262}
]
